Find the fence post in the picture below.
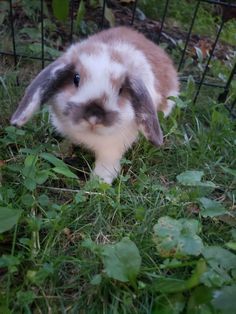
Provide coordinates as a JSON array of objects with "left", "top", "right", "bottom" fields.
[
  {"left": 9, "top": 0, "right": 17, "bottom": 68},
  {"left": 70, "top": 0, "right": 75, "bottom": 43},
  {"left": 40, "top": 0, "right": 45, "bottom": 69},
  {"left": 178, "top": 0, "right": 201, "bottom": 72},
  {"left": 157, "top": 0, "right": 170, "bottom": 44}
]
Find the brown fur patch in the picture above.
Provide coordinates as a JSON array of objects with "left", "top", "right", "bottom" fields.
[
  {"left": 79, "top": 43, "right": 101, "bottom": 56},
  {"left": 86, "top": 26, "right": 179, "bottom": 113},
  {"left": 110, "top": 75, "right": 120, "bottom": 91},
  {"left": 110, "top": 50, "right": 123, "bottom": 64}
]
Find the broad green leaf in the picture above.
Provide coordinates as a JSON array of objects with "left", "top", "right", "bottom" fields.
[
  {"left": 187, "top": 286, "right": 215, "bottom": 314},
  {"left": 0, "top": 255, "right": 21, "bottom": 268},
  {"left": 102, "top": 237, "right": 141, "bottom": 282},
  {"left": 35, "top": 170, "right": 49, "bottom": 184},
  {"left": 176, "top": 171, "right": 216, "bottom": 188},
  {"left": 153, "top": 293, "right": 186, "bottom": 314},
  {"left": 187, "top": 259, "right": 207, "bottom": 288},
  {"left": 16, "top": 291, "right": 36, "bottom": 307},
  {"left": 40, "top": 153, "right": 69, "bottom": 168},
  {"left": 40, "top": 153, "right": 77, "bottom": 179},
  {"left": 201, "top": 246, "right": 236, "bottom": 287},
  {"left": 153, "top": 260, "right": 206, "bottom": 293},
  {"left": 52, "top": 0, "right": 69, "bottom": 21},
  {"left": 52, "top": 167, "right": 78, "bottom": 179},
  {"left": 24, "top": 154, "right": 38, "bottom": 168},
  {"left": 38, "top": 194, "right": 50, "bottom": 206},
  {"left": 76, "top": 0, "right": 86, "bottom": 26},
  {"left": 22, "top": 154, "right": 38, "bottom": 178},
  {"left": 0, "top": 207, "right": 22, "bottom": 233},
  {"left": 153, "top": 277, "right": 187, "bottom": 293},
  {"left": 19, "top": 27, "right": 41, "bottom": 40},
  {"left": 199, "top": 197, "right": 228, "bottom": 217},
  {"left": 202, "top": 246, "right": 236, "bottom": 271},
  {"left": 226, "top": 242, "right": 236, "bottom": 251},
  {"left": 29, "top": 43, "right": 61, "bottom": 58},
  {"left": 153, "top": 216, "right": 203, "bottom": 257},
  {"left": 201, "top": 268, "right": 231, "bottom": 288},
  {"left": 212, "top": 285, "right": 236, "bottom": 313},
  {"left": 177, "top": 171, "right": 204, "bottom": 185},
  {"left": 21, "top": 194, "right": 34, "bottom": 207},
  {"left": 23, "top": 177, "right": 37, "bottom": 191}
]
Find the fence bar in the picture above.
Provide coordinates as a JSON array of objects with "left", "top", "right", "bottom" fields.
[
  {"left": 224, "top": 61, "right": 236, "bottom": 92},
  {"left": 193, "top": 18, "right": 225, "bottom": 103},
  {"left": 0, "top": 51, "right": 53, "bottom": 62},
  {"left": 70, "top": 0, "right": 75, "bottom": 43},
  {"left": 9, "top": 0, "right": 17, "bottom": 67},
  {"left": 157, "top": 0, "right": 169, "bottom": 44},
  {"left": 130, "top": 0, "right": 138, "bottom": 25},
  {"left": 178, "top": 0, "right": 201, "bottom": 72},
  {"left": 180, "top": 77, "right": 225, "bottom": 88},
  {"left": 100, "top": 0, "right": 106, "bottom": 29},
  {"left": 218, "top": 62, "right": 236, "bottom": 102},
  {"left": 40, "top": 0, "right": 45, "bottom": 69}
]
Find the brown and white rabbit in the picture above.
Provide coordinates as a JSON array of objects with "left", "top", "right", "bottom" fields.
[{"left": 11, "top": 27, "right": 179, "bottom": 184}]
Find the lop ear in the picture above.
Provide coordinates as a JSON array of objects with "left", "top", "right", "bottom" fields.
[
  {"left": 11, "top": 60, "right": 74, "bottom": 127},
  {"left": 125, "top": 77, "right": 163, "bottom": 147}
]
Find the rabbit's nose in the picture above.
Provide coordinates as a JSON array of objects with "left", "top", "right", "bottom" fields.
[
  {"left": 87, "top": 116, "right": 102, "bottom": 130},
  {"left": 88, "top": 116, "right": 98, "bottom": 126}
]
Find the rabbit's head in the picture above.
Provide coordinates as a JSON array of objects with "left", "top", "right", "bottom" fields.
[{"left": 11, "top": 34, "right": 165, "bottom": 146}]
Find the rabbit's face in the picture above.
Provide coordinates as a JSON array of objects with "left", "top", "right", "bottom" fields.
[{"left": 51, "top": 45, "right": 136, "bottom": 136}]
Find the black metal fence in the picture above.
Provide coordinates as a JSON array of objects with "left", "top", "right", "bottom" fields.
[{"left": 1, "top": 0, "right": 236, "bottom": 116}]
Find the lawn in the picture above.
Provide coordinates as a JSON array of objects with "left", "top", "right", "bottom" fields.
[
  {"left": 0, "top": 1, "right": 236, "bottom": 313},
  {"left": 0, "top": 63, "right": 236, "bottom": 313}
]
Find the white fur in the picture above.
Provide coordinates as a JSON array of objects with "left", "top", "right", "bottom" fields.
[
  {"left": 11, "top": 88, "right": 41, "bottom": 126},
  {"left": 51, "top": 63, "right": 67, "bottom": 77},
  {"left": 164, "top": 90, "right": 180, "bottom": 117}
]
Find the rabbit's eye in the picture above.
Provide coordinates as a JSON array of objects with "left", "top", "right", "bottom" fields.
[{"left": 73, "top": 73, "right": 80, "bottom": 87}]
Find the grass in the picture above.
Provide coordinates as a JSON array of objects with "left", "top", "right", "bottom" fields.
[
  {"left": 140, "top": 0, "right": 236, "bottom": 45},
  {"left": 0, "top": 56, "right": 236, "bottom": 313}
]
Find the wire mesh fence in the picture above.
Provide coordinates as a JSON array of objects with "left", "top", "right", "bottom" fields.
[{"left": 0, "top": 0, "right": 236, "bottom": 116}]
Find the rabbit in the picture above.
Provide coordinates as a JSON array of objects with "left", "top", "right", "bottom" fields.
[{"left": 11, "top": 26, "right": 179, "bottom": 184}]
